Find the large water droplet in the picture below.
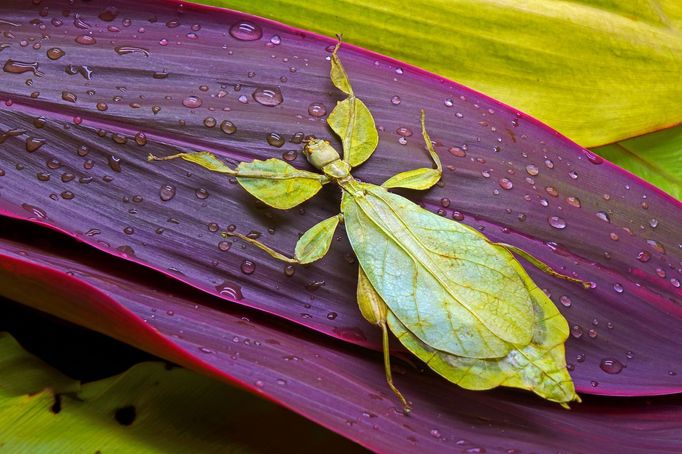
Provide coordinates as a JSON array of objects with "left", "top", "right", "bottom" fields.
[
  {"left": 252, "top": 87, "right": 283, "bottom": 107},
  {"left": 599, "top": 358, "right": 624, "bottom": 374},
  {"left": 25, "top": 137, "right": 46, "bottom": 152},
  {"left": 266, "top": 132, "right": 285, "bottom": 147},
  {"left": 75, "top": 34, "right": 97, "bottom": 45},
  {"left": 215, "top": 281, "right": 244, "bottom": 300},
  {"left": 159, "top": 184, "right": 176, "bottom": 201},
  {"left": 308, "top": 102, "right": 327, "bottom": 117},
  {"left": 229, "top": 21, "right": 262, "bottom": 41},
  {"left": 46, "top": 47, "right": 65, "bottom": 60},
  {"left": 114, "top": 46, "right": 150, "bottom": 57},
  {"left": 525, "top": 164, "right": 539, "bottom": 176},
  {"left": 3, "top": 59, "right": 43, "bottom": 76},
  {"left": 548, "top": 216, "right": 566, "bottom": 229},
  {"left": 241, "top": 259, "right": 256, "bottom": 274},
  {"left": 220, "top": 120, "right": 237, "bottom": 134},
  {"left": 596, "top": 211, "right": 611, "bottom": 223},
  {"left": 182, "top": 96, "right": 202, "bottom": 108}
]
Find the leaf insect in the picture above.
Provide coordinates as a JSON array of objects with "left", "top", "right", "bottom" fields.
[{"left": 149, "top": 42, "right": 590, "bottom": 412}]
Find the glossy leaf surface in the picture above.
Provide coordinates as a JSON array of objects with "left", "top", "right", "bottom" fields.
[
  {"left": 0, "top": 0, "right": 680, "bottom": 399},
  {"left": 0, "top": 219, "right": 681, "bottom": 453}
]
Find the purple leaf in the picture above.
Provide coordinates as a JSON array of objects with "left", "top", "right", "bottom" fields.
[
  {"left": 1, "top": 218, "right": 681, "bottom": 453},
  {"left": 0, "top": 0, "right": 680, "bottom": 398}
]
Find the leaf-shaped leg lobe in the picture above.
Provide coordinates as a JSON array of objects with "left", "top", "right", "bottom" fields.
[
  {"left": 149, "top": 152, "right": 328, "bottom": 210},
  {"left": 357, "top": 267, "right": 410, "bottom": 413},
  {"left": 227, "top": 214, "right": 342, "bottom": 265}
]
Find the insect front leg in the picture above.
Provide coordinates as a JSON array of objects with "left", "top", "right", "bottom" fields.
[
  {"left": 381, "top": 110, "right": 443, "bottom": 191},
  {"left": 495, "top": 242, "right": 592, "bottom": 289},
  {"left": 148, "top": 151, "right": 237, "bottom": 174},
  {"left": 357, "top": 267, "right": 411, "bottom": 414},
  {"left": 226, "top": 214, "right": 343, "bottom": 265}
]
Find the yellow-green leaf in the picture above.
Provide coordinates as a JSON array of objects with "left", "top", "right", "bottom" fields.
[
  {"left": 209, "top": 0, "right": 682, "bottom": 147},
  {"left": 328, "top": 97, "right": 379, "bottom": 168},
  {"left": 294, "top": 215, "right": 341, "bottom": 264}
]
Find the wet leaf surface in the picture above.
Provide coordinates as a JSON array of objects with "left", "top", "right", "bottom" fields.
[
  {"left": 0, "top": 0, "right": 680, "bottom": 399},
  {"left": 0, "top": 218, "right": 681, "bottom": 453}
]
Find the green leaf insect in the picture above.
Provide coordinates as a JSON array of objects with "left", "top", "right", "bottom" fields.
[{"left": 149, "top": 42, "right": 590, "bottom": 412}]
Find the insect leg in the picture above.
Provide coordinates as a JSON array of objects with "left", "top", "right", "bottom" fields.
[
  {"left": 225, "top": 214, "right": 342, "bottom": 265},
  {"left": 357, "top": 267, "right": 411, "bottom": 413},
  {"left": 496, "top": 242, "right": 592, "bottom": 289},
  {"left": 381, "top": 110, "right": 442, "bottom": 190},
  {"left": 148, "top": 151, "right": 236, "bottom": 174}
]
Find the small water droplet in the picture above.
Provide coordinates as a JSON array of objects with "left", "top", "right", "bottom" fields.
[
  {"left": 182, "top": 95, "right": 202, "bottom": 108},
  {"left": 229, "top": 21, "right": 263, "bottom": 41},
  {"left": 396, "top": 127, "right": 413, "bottom": 137},
  {"left": 566, "top": 196, "right": 581, "bottom": 208},
  {"left": 241, "top": 260, "right": 256, "bottom": 274},
  {"left": 429, "top": 429, "right": 441, "bottom": 439},
  {"left": 545, "top": 186, "right": 559, "bottom": 197},
  {"left": 648, "top": 218, "right": 659, "bottom": 229},
  {"left": 195, "top": 187, "right": 209, "bottom": 199},
  {"left": 218, "top": 240, "right": 231, "bottom": 252},
  {"left": 252, "top": 87, "right": 283, "bottom": 107},
  {"left": 391, "top": 95, "right": 401, "bottom": 105},
  {"left": 266, "top": 132, "right": 285, "bottom": 147},
  {"left": 282, "top": 150, "right": 297, "bottom": 161},
  {"left": 583, "top": 150, "right": 604, "bottom": 164},
  {"left": 548, "top": 216, "right": 566, "bottom": 229},
  {"left": 596, "top": 211, "right": 611, "bottom": 223},
  {"left": 525, "top": 164, "right": 539, "bottom": 176},
  {"left": 159, "top": 184, "right": 176, "bottom": 201},
  {"left": 108, "top": 155, "right": 122, "bottom": 172},
  {"left": 571, "top": 325, "right": 583, "bottom": 338},
  {"left": 220, "top": 120, "right": 237, "bottom": 134},
  {"left": 327, "top": 311, "right": 337, "bottom": 320},
  {"left": 75, "top": 34, "right": 96, "bottom": 45},
  {"left": 600, "top": 358, "right": 624, "bottom": 374},
  {"left": 559, "top": 295, "right": 572, "bottom": 307},
  {"left": 284, "top": 264, "right": 295, "bottom": 277},
  {"left": 46, "top": 47, "right": 65, "bottom": 60},
  {"left": 613, "top": 283, "right": 624, "bottom": 293},
  {"left": 308, "top": 102, "right": 327, "bottom": 117},
  {"left": 636, "top": 250, "right": 651, "bottom": 262},
  {"left": 498, "top": 178, "right": 513, "bottom": 190}
]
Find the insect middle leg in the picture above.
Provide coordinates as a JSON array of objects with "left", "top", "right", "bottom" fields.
[{"left": 226, "top": 214, "right": 343, "bottom": 265}]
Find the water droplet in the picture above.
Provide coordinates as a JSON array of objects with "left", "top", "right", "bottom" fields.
[
  {"left": 282, "top": 150, "right": 297, "bottom": 161},
  {"left": 390, "top": 95, "right": 401, "bottom": 105},
  {"left": 568, "top": 170, "right": 578, "bottom": 179},
  {"left": 613, "top": 283, "right": 624, "bottom": 293},
  {"left": 430, "top": 429, "right": 441, "bottom": 439},
  {"left": 229, "top": 21, "right": 263, "bottom": 41},
  {"left": 46, "top": 47, "right": 65, "bottom": 60},
  {"left": 3, "top": 59, "right": 43, "bottom": 76},
  {"left": 195, "top": 187, "right": 209, "bottom": 199},
  {"left": 566, "top": 196, "right": 581, "bottom": 208},
  {"left": 448, "top": 146, "right": 465, "bottom": 157},
  {"left": 548, "top": 216, "right": 566, "bottom": 229},
  {"left": 135, "top": 132, "right": 147, "bottom": 146},
  {"left": 98, "top": 7, "right": 119, "bottom": 21},
  {"left": 440, "top": 198, "right": 450, "bottom": 208},
  {"left": 266, "top": 132, "right": 285, "bottom": 147},
  {"left": 21, "top": 203, "right": 47, "bottom": 219},
  {"left": 327, "top": 311, "right": 337, "bottom": 320},
  {"left": 270, "top": 34, "right": 281, "bottom": 45},
  {"left": 498, "top": 178, "right": 513, "bottom": 190},
  {"left": 308, "top": 102, "right": 327, "bottom": 117},
  {"left": 649, "top": 218, "right": 659, "bottom": 229},
  {"left": 252, "top": 87, "right": 283, "bottom": 107},
  {"left": 25, "top": 137, "right": 46, "bottom": 152},
  {"left": 241, "top": 260, "right": 256, "bottom": 274},
  {"left": 525, "top": 164, "right": 539, "bottom": 176},
  {"left": 571, "top": 325, "right": 583, "bottom": 339},
  {"left": 284, "top": 264, "right": 295, "bottom": 277},
  {"left": 647, "top": 239, "right": 665, "bottom": 254},
  {"left": 217, "top": 240, "right": 231, "bottom": 252},
  {"left": 215, "top": 281, "right": 243, "bottom": 300},
  {"left": 583, "top": 150, "right": 604, "bottom": 164},
  {"left": 600, "top": 358, "right": 624, "bottom": 374},
  {"left": 108, "top": 155, "right": 122, "bottom": 172},
  {"left": 671, "top": 278, "right": 680, "bottom": 288},
  {"left": 182, "top": 96, "right": 202, "bottom": 108},
  {"left": 396, "top": 127, "right": 413, "bottom": 137},
  {"left": 220, "top": 120, "right": 237, "bottom": 135},
  {"left": 114, "top": 46, "right": 150, "bottom": 57},
  {"left": 559, "top": 295, "right": 572, "bottom": 307},
  {"left": 545, "top": 186, "right": 559, "bottom": 197},
  {"left": 159, "top": 184, "right": 176, "bottom": 201},
  {"left": 75, "top": 34, "right": 96, "bottom": 45},
  {"left": 636, "top": 250, "right": 651, "bottom": 262},
  {"left": 596, "top": 211, "right": 611, "bottom": 223},
  {"left": 123, "top": 226, "right": 135, "bottom": 235},
  {"left": 96, "top": 102, "right": 108, "bottom": 111}
]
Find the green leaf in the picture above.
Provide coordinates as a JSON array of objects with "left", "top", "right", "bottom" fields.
[
  {"left": 342, "top": 183, "right": 537, "bottom": 358},
  {"left": 0, "top": 333, "right": 357, "bottom": 452},
  {"left": 592, "top": 125, "right": 682, "bottom": 200},
  {"left": 207, "top": 0, "right": 682, "bottom": 147},
  {"left": 236, "top": 158, "right": 327, "bottom": 209}
]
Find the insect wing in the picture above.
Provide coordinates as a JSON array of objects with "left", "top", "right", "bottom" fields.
[{"left": 341, "top": 183, "right": 535, "bottom": 359}]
